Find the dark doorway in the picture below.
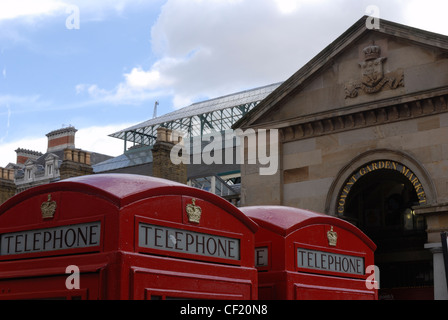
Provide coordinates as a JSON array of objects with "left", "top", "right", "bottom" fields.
[{"left": 342, "top": 168, "right": 433, "bottom": 299}]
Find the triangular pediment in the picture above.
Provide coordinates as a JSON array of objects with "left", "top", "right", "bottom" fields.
[
  {"left": 24, "top": 159, "right": 36, "bottom": 166},
  {"left": 235, "top": 16, "right": 448, "bottom": 129},
  {"left": 44, "top": 153, "right": 60, "bottom": 161}
]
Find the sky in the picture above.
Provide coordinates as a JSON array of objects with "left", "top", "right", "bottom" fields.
[{"left": 0, "top": 0, "right": 448, "bottom": 166}]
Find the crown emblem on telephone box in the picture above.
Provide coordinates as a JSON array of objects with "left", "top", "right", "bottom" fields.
[
  {"left": 186, "top": 198, "right": 202, "bottom": 224},
  {"left": 327, "top": 226, "right": 338, "bottom": 247},
  {"left": 41, "top": 194, "right": 57, "bottom": 219}
]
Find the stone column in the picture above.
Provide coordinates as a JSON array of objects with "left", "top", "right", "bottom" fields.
[
  {"left": 424, "top": 243, "right": 448, "bottom": 300},
  {"left": 415, "top": 204, "right": 448, "bottom": 300}
]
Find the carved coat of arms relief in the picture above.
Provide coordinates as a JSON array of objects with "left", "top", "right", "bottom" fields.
[{"left": 345, "top": 42, "right": 404, "bottom": 99}]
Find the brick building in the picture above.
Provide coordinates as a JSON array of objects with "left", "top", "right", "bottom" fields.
[{"left": 0, "top": 127, "right": 112, "bottom": 202}]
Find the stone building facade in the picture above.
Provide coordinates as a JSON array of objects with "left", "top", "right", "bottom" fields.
[{"left": 236, "top": 17, "right": 448, "bottom": 300}]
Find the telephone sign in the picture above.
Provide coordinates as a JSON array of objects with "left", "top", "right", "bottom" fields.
[
  {"left": 0, "top": 174, "right": 258, "bottom": 300},
  {"left": 1, "top": 222, "right": 101, "bottom": 256},
  {"left": 241, "top": 206, "right": 378, "bottom": 300}
]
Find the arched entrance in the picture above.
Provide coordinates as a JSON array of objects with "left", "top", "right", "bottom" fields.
[{"left": 327, "top": 151, "right": 437, "bottom": 300}]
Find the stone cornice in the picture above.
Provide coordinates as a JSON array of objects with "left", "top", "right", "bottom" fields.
[{"left": 281, "top": 91, "right": 448, "bottom": 143}]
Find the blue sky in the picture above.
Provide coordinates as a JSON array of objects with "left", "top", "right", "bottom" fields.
[{"left": 1, "top": 0, "right": 448, "bottom": 166}]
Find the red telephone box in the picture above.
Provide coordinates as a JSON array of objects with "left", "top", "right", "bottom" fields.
[
  {"left": 0, "top": 174, "right": 258, "bottom": 300},
  {"left": 240, "top": 206, "right": 378, "bottom": 300}
]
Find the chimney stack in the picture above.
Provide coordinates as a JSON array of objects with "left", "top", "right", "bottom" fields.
[
  {"left": 15, "top": 148, "right": 43, "bottom": 165},
  {"left": 152, "top": 127, "right": 187, "bottom": 184},
  {"left": 46, "top": 126, "right": 77, "bottom": 153}
]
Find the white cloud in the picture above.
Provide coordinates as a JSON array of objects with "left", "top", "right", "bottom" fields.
[
  {"left": 0, "top": 104, "right": 11, "bottom": 146},
  {"left": 125, "top": 67, "right": 161, "bottom": 89},
  {"left": 274, "top": 0, "right": 299, "bottom": 14},
  {"left": 402, "top": 0, "right": 448, "bottom": 35},
  {"left": 78, "top": 0, "right": 448, "bottom": 112},
  {"left": 274, "top": 0, "right": 324, "bottom": 14},
  {"left": 0, "top": 94, "right": 53, "bottom": 116},
  {"left": 0, "top": 136, "right": 47, "bottom": 166},
  {"left": 148, "top": 0, "right": 448, "bottom": 109},
  {"left": 0, "top": 0, "right": 152, "bottom": 24},
  {"left": 0, "top": 0, "right": 66, "bottom": 21},
  {"left": 143, "top": 0, "right": 362, "bottom": 108},
  {"left": 76, "top": 62, "right": 176, "bottom": 105},
  {"left": 84, "top": 0, "right": 352, "bottom": 109},
  {"left": 75, "top": 124, "right": 133, "bottom": 157},
  {"left": 76, "top": 81, "right": 166, "bottom": 105}
]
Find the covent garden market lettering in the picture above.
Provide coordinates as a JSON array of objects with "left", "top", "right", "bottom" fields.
[{"left": 337, "top": 160, "right": 428, "bottom": 215}]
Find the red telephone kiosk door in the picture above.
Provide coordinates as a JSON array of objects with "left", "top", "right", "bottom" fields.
[
  {"left": 241, "top": 206, "right": 378, "bottom": 300},
  {"left": 0, "top": 174, "right": 258, "bottom": 300}
]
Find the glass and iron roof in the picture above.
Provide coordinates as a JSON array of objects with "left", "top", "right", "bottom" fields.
[{"left": 109, "top": 82, "right": 282, "bottom": 150}]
